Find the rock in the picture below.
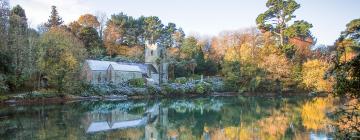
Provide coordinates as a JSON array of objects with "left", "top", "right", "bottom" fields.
[
  {"left": 104, "top": 95, "right": 128, "bottom": 101},
  {"left": 5, "top": 100, "right": 16, "bottom": 104}
]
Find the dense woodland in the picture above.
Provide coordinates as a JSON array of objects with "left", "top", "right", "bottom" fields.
[{"left": 0, "top": 0, "right": 358, "bottom": 100}]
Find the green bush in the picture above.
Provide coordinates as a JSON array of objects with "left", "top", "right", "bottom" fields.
[
  {"left": 195, "top": 82, "right": 212, "bottom": 94},
  {"left": 195, "top": 84, "right": 205, "bottom": 94},
  {"left": 174, "top": 77, "right": 187, "bottom": 84},
  {"left": 162, "top": 81, "right": 212, "bottom": 95},
  {"left": 147, "top": 85, "right": 160, "bottom": 95},
  {"left": 128, "top": 78, "right": 146, "bottom": 88},
  {"left": 161, "top": 84, "right": 173, "bottom": 95}
]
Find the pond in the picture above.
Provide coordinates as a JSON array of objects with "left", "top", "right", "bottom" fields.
[{"left": 0, "top": 96, "right": 336, "bottom": 140}]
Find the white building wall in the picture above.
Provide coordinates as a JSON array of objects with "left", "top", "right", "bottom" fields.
[{"left": 91, "top": 70, "right": 108, "bottom": 84}]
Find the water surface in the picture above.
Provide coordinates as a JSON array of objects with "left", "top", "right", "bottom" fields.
[{"left": 0, "top": 96, "right": 335, "bottom": 140}]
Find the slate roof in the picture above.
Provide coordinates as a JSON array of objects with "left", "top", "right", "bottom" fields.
[
  {"left": 86, "top": 60, "right": 141, "bottom": 72},
  {"left": 86, "top": 60, "right": 112, "bottom": 71},
  {"left": 109, "top": 63, "right": 142, "bottom": 72}
]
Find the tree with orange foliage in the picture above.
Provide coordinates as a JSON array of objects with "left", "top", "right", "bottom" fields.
[{"left": 78, "top": 14, "right": 100, "bottom": 28}]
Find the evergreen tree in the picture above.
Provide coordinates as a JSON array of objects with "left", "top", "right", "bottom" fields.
[
  {"left": 0, "top": 0, "right": 9, "bottom": 49},
  {"left": 256, "top": 0, "right": 313, "bottom": 56},
  {"left": 331, "top": 18, "right": 360, "bottom": 98},
  {"left": 45, "top": 6, "right": 63, "bottom": 28},
  {"left": 78, "top": 26, "right": 103, "bottom": 58},
  {"left": 7, "top": 5, "right": 30, "bottom": 89},
  {"left": 144, "top": 16, "right": 164, "bottom": 44}
]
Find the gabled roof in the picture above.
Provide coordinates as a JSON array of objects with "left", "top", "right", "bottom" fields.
[
  {"left": 109, "top": 63, "right": 142, "bottom": 72},
  {"left": 86, "top": 60, "right": 142, "bottom": 72},
  {"left": 117, "top": 62, "right": 158, "bottom": 74},
  {"left": 86, "top": 60, "right": 112, "bottom": 71}
]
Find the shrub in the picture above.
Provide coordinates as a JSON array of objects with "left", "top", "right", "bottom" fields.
[
  {"left": 82, "top": 82, "right": 139, "bottom": 96},
  {"left": 195, "top": 82, "right": 212, "bottom": 94},
  {"left": 128, "top": 78, "right": 145, "bottom": 88},
  {"left": 195, "top": 84, "right": 205, "bottom": 94},
  {"left": 174, "top": 77, "right": 187, "bottom": 84},
  {"left": 161, "top": 80, "right": 212, "bottom": 95},
  {"left": 147, "top": 85, "right": 161, "bottom": 95},
  {"left": 205, "top": 77, "right": 225, "bottom": 92}
]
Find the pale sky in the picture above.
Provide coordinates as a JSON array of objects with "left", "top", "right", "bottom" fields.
[{"left": 10, "top": 0, "right": 360, "bottom": 45}]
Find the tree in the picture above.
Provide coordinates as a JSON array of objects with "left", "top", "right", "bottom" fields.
[
  {"left": 144, "top": 16, "right": 164, "bottom": 44},
  {"left": 331, "top": 18, "right": 360, "bottom": 98},
  {"left": 302, "top": 59, "right": 332, "bottom": 92},
  {"left": 180, "top": 36, "right": 198, "bottom": 59},
  {"left": 194, "top": 48, "right": 206, "bottom": 74},
  {"left": 0, "top": 51, "right": 11, "bottom": 93},
  {"left": 37, "top": 28, "right": 86, "bottom": 93},
  {"left": 0, "top": 0, "right": 9, "bottom": 50},
  {"left": 78, "top": 27, "right": 103, "bottom": 58},
  {"left": 78, "top": 14, "right": 100, "bottom": 28},
  {"left": 7, "top": 5, "right": 30, "bottom": 89},
  {"left": 104, "top": 13, "right": 128, "bottom": 56},
  {"left": 222, "top": 61, "right": 241, "bottom": 92},
  {"left": 95, "top": 11, "right": 107, "bottom": 39},
  {"left": 68, "top": 21, "right": 82, "bottom": 36},
  {"left": 329, "top": 19, "right": 360, "bottom": 139},
  {"left": 256, "top": 0, "right": 313, "bottom": 51},
  {"left": 45, "top": 6, "right": 63, "bottom": 28},
  {"left": 256, "top": 0, "right": 299, "bottom": 47},
  {"left": 160, "top": 22, "right": 177, "bottom": 48},
  {"left": 103, "top": 14, "right": 181, "bottom": 58},
  {"left": 260, "top": 53, "right": 291, "bottom": 91},
  {"left": 172, "top": 28, "right": 185, "bottom": 48}
]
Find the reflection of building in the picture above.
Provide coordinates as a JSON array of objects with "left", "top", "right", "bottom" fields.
[
  {"left": 82, "top": 103, "right": 165, "bottom": 137},
  {"left": 83, "top": 110, "right": 145, "bottom": 133},
  {"left": 145, "top": 107, "right": 169, "bottom": 140}
]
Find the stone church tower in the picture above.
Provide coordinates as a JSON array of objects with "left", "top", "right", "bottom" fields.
[{"left": 145, "top": 43, "right": 168, "bottom": 84}]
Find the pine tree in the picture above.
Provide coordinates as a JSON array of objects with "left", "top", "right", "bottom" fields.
[{"left": 45, "top": 5, "right": 63, "bottom": 28}]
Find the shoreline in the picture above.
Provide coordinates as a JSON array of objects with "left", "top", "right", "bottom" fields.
[{"left": 0, "top": 91, "right": 328, "bottom": 107}]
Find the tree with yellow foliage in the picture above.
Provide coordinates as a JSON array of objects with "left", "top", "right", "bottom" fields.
[
  {"left": 37, "top": 27, "right": 87, "bottom": 93},
  {"left": 302, "top": 59, "right": 332, "bottom": 92}
]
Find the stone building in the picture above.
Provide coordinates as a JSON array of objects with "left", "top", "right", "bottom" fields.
[
  {"left": 82, "top": 43, "right": 168, "bottom": 85},
  {"left": 82, "top": 60, "right": 143, "bottom": 84}
]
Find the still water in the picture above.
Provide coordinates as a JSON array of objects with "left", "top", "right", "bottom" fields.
[{"left": 0, "top": 96, "right": 335, "bottom": 140}]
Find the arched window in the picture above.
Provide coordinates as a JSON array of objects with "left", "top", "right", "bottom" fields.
[{"left": 150, "top": 50, "right": 154, "bottom": 56}]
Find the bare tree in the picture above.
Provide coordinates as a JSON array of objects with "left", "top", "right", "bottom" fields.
[{"left": 95, "top": 11, "right": 107, "bottom": 39}]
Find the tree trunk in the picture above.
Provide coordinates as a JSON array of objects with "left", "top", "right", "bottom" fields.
[{"left": 280, "top": 29, "right": 284, "bottom": 47}]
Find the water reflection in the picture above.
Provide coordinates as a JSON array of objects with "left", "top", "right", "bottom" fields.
[{"left": 0, "top": 96, "right": 336, "bottom": 139}]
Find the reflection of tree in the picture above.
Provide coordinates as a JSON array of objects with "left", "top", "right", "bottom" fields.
[
  {"left": 0, "top": 97, "right": 338, "bottom": 139},
  {"left": 334, "top": 99, "right": 360, "bottom": 138},
  {"left": 106, "top": 128, "right": 144, "bottom": 140},
  {"left": 301, "top": 97, "right": 334, "bottom": 131}
]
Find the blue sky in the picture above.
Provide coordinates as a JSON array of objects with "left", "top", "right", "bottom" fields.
[{"left": 11, "top": 0, "right": 360, "bottom": 45}]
